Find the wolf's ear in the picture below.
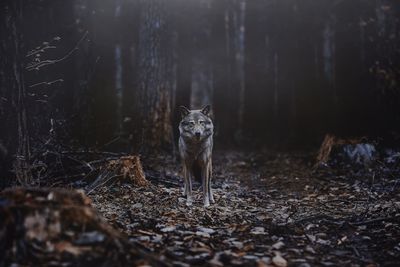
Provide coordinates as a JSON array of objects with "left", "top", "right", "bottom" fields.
[
  {"left": 179, "top": 106, "right": 190, "bottom": 118},
  {"left": 201, "top": 105, "right": 211, "bottom": 116}
]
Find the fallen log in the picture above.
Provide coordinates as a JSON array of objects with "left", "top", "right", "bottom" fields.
[
  {"left": 316, "top": 134, "right": 376, "bottom": 167},
  {"left": 0, "top": 187, "right": 166, "bottom": 267}
]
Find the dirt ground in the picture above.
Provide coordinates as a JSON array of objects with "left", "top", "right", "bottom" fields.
[{"left": 90, "top": 150, "right": 400, "bottom": 266}]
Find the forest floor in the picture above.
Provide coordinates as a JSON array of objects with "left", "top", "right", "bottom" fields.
[{"left": 89, "top": 149, "right": 400, "bottom": 267}]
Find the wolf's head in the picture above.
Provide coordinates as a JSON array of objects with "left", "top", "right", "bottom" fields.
[{"left": 179, "top": 105, "right": 214, "bottom": 142}]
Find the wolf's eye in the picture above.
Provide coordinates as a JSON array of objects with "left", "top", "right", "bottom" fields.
[
  {"left": 199, "top": 121, "right": 205, "bottom": 126},
  {"left": 189, "top": 121, "right": 195, "bottom": 126}
]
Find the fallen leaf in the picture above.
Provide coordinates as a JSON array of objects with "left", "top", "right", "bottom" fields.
[
  {"left": 272, "top": 253, "right": 287, "bottom": 267},
  {"left": 272, "top": 241, "right": 285, "bottom": 250}
]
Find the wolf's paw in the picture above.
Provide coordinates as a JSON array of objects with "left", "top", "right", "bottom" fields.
[
  {"left": 182, "top": 185, "right": 187, "bottom": 196},
  {"left": 186, "top": 197, "right": 193, "bottom": 206},
  {"left": 203, "top": 199, "right": 210, "bottom": 208},
  {"left": 209, "top": 196, "right": 215, "bottom": 204}
]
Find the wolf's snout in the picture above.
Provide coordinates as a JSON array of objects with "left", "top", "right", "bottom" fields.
[{"left": 195, "top": 132, "right": 201, "bottom": 138}]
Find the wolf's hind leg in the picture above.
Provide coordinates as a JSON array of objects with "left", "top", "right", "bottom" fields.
[{"left": 208, "top": 161, "right": 214, "bottom": 204}]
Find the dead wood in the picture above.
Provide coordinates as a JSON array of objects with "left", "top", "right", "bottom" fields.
[
  {"left": 316, "top": 134, "right": 336, "bottom": 164},
  {"left": 86, "top": 155, "right": 149, "bottom": 194},
  {"left": 316, "top": 134, "right": 368, "bottom": 165}
]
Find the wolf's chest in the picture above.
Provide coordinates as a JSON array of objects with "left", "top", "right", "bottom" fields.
[{"left": 179, "top": 137, "right": 211, "bottom": 159}]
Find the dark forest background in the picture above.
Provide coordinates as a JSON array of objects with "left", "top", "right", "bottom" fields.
[{"left": 1, "top": 0, "right": 400, "bottom": 184}]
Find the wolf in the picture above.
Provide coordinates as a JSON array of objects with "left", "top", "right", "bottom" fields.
[{"left": 179, "top": 105, "right": 214, "bottom": 207}]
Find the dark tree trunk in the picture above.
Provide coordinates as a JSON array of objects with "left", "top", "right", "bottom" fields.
[
  {"left": 120, "top": 0, "right": 141, "bottom": 151},
  {"left": 85, "top": 0, "right": 119, "bottom": 147},
  {"left": 0, "top": 0, "right": 32, "bottom": 185},
  {"left": 71, "top": 0, "right": 96, "bottom": 147},
  {"left": 243, "top": 0, "right": 274, "bottom": 142},
  {"left": 189, "top": 0, "right": 214, "bottom": 109},
  {"left": 333, "top": 1, "right": 365, "bottom": 137},
  {"left": 171, "top": 1, "right": 193, "bottom": 146},
  {"left": 133, "top": 0, "right": 174, "bottom": 151},
  {"left": 371, "top": 0, "right": 400, "bottom": 136},
  {"left": 212, "top": 0, "right": 246, "bottom": 144}
]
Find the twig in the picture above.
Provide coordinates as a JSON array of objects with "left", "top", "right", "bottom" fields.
[
  {"left": 86, "top": 174, "right": 122, "bottom": 195},
  {"left": 292, "top": 214, "right": 336, "bottom": 225},
  {"left": 61, "top": 151, "right": 127, "bottom": 157},
  {"left": 26, "top": 44, "right": 57, "bottom": 57},
  {"left": 350, "top": 215, "right": 400, "bottom": 226},
  {"left": 99, "top": 136, "right": 121, "bottom": 149},
  {"left": 88, "top": 157, "right": 120, "bottom": 166},
  {"left": 146, "top": 175, "right": 180, "bottom": 187},
  {"left": 351, "top": 246, "right": 360, "bottom": 257},
  {"left": 29, "top": 79, "right": 64, "bottom": 88},
  {"left": 26, "top": 37, "right": 60, "bottom": 57},
  {"left": 46, "top": 151, "right": 94, "bottom": 171},
  {"left": 26, "top": 31, "right": 88, "bottom": 71},
  {"left": 285, "top": 205, "right": 299, "bottom": 223}
]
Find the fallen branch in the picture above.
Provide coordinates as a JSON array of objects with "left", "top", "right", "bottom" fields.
[
  {"left": 46, "top": 150, "right": 95, "bottom": 171},
  {"left": 86, "top": 174, "right": 122, "bottom": 195},
  {"left": 61, "top": 150, "right": 128, "bottom": 157},
  {"left": 350, "top": 215, "right": 400, "bottom": 226}
]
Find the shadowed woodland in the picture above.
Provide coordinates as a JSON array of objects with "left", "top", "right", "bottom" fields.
[{"left": 1, "top": 0, "right": 400, "bottom": 266}]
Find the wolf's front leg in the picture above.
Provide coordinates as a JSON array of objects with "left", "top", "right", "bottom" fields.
[
  {"left": 202, "top": 163, "right": 210, "bottom": 207},
  {"left": 208, "top": 160, "right": 215, "bottom": 204},
  {"left": 183, "top": 163, "right": 193, "bottom": 206},
  {"left": 182, "top": 164, "right": 187, "bottom": 196}
]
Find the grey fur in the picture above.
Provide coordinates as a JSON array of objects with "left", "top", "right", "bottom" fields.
[{"left": 178, "top": 105, "right": 214, "bottom": 207}]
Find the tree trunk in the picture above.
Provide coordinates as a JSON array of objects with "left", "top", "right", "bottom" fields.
[
  {"left": 0, "top": 0, "right": 32, "bottom": 185},
  {"left": 243, "top": 0, "right": 274, "bottom": 142},
  {"left": 171, "top": 1, "right": 193, "bottom": 144},
  {"left": 134, "top": 0, "right": 174, "bottom": 151}
]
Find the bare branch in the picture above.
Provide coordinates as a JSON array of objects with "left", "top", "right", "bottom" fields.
[
  {"left": 26, "top": 36, "right": 61, "bottom": 58},
  {"left": 29, "top": 79, "right": 64, "bottom": 88},
  {"left": 26, "top": 45, "right": 57, "bottom": 58},
  {"left": 26, "top": 31, "right": 88, "bottom": 71}
]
